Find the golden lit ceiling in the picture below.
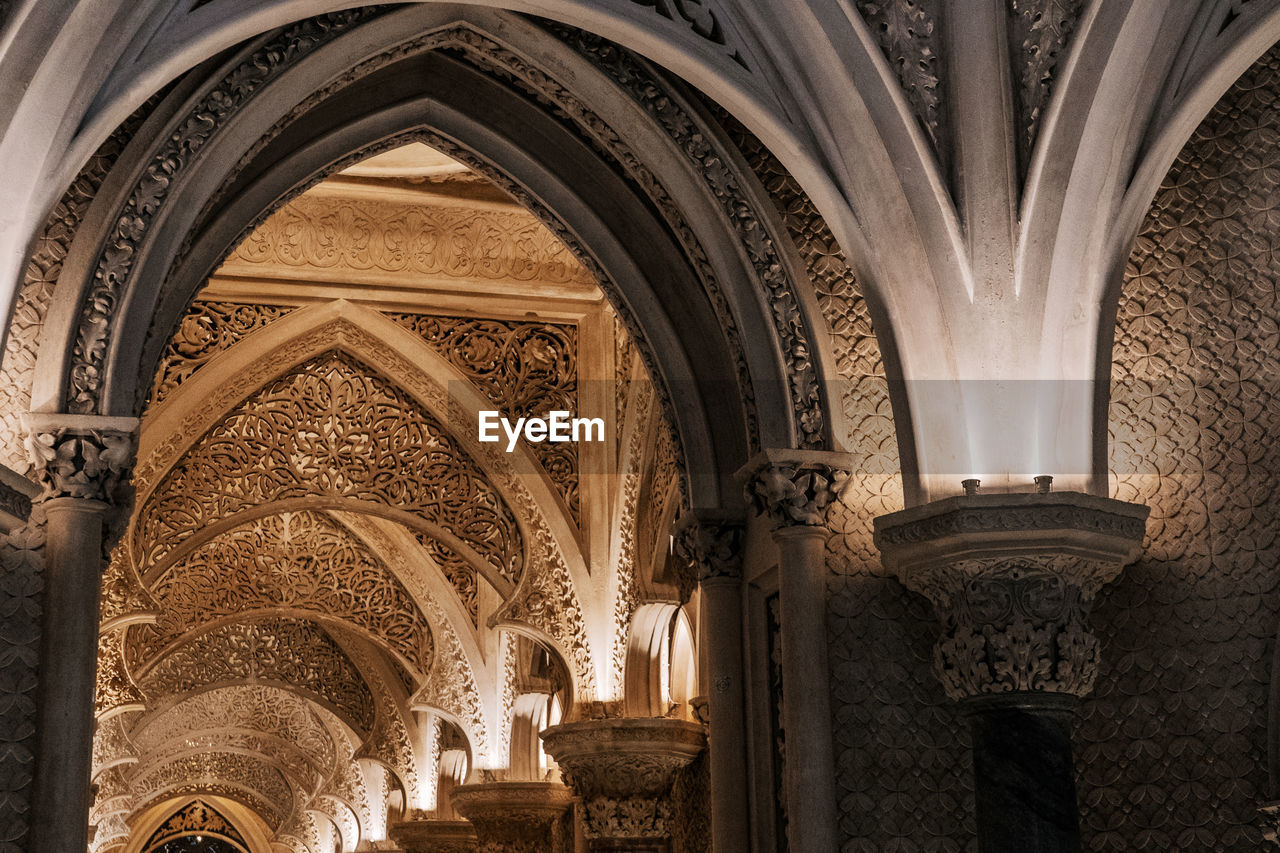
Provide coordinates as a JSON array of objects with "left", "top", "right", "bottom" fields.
[{"left": 91, "top": 143, "right": 683, "bottom": 853}]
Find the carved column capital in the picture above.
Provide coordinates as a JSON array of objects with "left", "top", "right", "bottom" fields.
[
  {"left": 874, "top": 492, "right": 1148, "bottom": 701},
  {"left": 389, "top": 818, "right": 478, "bottom": 853},
  {"left": 22, "top": 414, "right": 138, "bottom": 503},
  {"left": 450, "top": 781, "right": 571, "bottom": 853},
  {"left": 671, "top": 512, "right": 744, "bottom": 600},
  {"left": 541, "top": 717, "right": 705, "bottom": 847},
  {"left": 738, "top": 449, "right": 853, "bottom": 527}
]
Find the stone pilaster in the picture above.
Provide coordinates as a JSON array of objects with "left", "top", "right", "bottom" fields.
[
  {"left": 541, "top": 717, "right": 706, "bottom": 852},
  {"left": 450, "top": 781, "right": 572, "bottom": 853},
  {"left": 739, "top": 449, "right": 853, "bottom": 853},
  {"left": 21, "top": 413, "right": 138, "bottom": 853},
  {"left": 671, "top": 513, "right": 748, "bottom": 853},
  {"left": 874, "top": 491, "right": 1148, "bottom": 853}
]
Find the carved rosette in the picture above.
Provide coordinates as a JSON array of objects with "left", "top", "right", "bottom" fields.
[
  {"left": 740, "top": 450, "right": 854, "bottom": 528},
  {"left": 450, "top": 782, "right": 571, "bottom": 853},
  {"left": 389, "top": 818, "right": 479, "bottom": 853},
  {"left": 874, "top": 493, "right": 1148, "bottom": 702},
  {"left": 670, "top": 514, "right": 744, "bottom": 601},
  {"left": 22, "top": 415, "right": 138, "bottom": 504},
  {"left": 540, "top": 718, "right": 705, "bottom": 848}
]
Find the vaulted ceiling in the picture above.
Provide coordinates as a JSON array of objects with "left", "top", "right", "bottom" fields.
[{"left": 89, "top": 143, "right": 683, "bottom": 853}]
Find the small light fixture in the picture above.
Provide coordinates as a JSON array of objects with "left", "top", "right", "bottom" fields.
[
  {"left": 1034, "top": 474, "right": 1053, "bottom": 494},
  {"left": 961, "top": 478, "right": 980, "bottom": 497}
]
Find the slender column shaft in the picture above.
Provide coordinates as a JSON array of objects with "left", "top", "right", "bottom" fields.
[
  {"left": 772, "top": 524, "right": 838, "bottom": 853},
  {"left": 29, "top": 497, "right": 107, "bottom": 853},
  {"left": 700, "top": 575, "right": 750, "bottom": 853}
]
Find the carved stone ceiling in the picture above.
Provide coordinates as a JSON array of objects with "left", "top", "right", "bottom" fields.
[{"left": 94, "top": 142, "right": 682, "bottom": 853}]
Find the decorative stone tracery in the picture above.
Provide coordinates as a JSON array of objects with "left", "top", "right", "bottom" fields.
[{"left": 134, "top": 350, "right": 523, "bottom": 583}]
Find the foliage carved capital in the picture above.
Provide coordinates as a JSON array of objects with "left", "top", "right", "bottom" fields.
[
  {"left": 540, "top": 717, "right": 705, "bottom": 841},
  {"left": 739, "top": 449, "right": 854, "bottom": 527},
  {"left": 670, "top": 513, "right": 744, "bottom": 599},
  {"left": 875, "top": 492, "right": 1148, "bottom": 701},
  {"left": 22, "top": 414, "right": 138, "bottom": 503}
]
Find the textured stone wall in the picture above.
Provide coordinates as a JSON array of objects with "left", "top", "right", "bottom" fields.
[{"left": 1093, "top": 43, "right": 1280, "bottom": 852}]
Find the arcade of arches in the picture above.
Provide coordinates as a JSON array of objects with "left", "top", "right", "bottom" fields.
[{"left": 5, "top": 3, "right": 1280, "bottom": 852}]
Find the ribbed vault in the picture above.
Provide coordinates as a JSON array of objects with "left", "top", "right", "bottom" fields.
[{"left": 90, "top": 141, "right": 685, "bottom": 853}]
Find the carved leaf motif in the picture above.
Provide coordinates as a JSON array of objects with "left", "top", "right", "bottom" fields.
[
  {"left": 135, "top": 617, "right": 376, "bottom": 734},
  {"left": 857, "top": 0, "right": 943, "bottom": 149},
  {"left": 139, "top": 510, "right": 434, "bottom": 675},
  {"left": 136, "top": 351, "right": 523, "bottom": 583}
]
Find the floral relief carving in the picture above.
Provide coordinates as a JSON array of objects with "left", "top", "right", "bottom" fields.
[
  {"left": 95, "top": 628, "right": 146, "bottom": 717},
  {"left": 231, "top": 194, "right": 592, "bottom": 286},
  {"left": 132, "top": 685, "right": 336, "bottom": 775},
  {"left": 148, "top": 301, "right": 296, "bottom": 408},
  {"left": 134, "top": 617, "right": 377, "bottom": 734},
  {"left": 856, "top": 0, "right": 944, "bottom": 151},
  {"left": 1096, "top": 43, "right": 1280, "bottom": 850},
  {"left": 670, "top": 516, "right": 743, "bottom": 602},
  {"left": 132, "top": 752, "right": 293, "bottom": 830},
  {"left": 744, "top": 457, "right": 851, "bottom": 527},
  {"left": 415, "top": 532, "right": 480, "bottom": 627},
  {"left": 925, "top": 560, "right": 1102, "bottom": 700},
  {"left": 612, "top": 378, "right": 651, "bottom": 694},
  {"left": 134, "top": 350, "right": 523, "bottom": 584},
  {"left": 389, "top": 313, "right": 581, "bottom": 523},
  {"left": 67, "top": 9, "right": 384, "bottom": 414},
  {"left": 90, "top": 713, "right": 138, "bottom": 782},
  {"left": 24, "top": 424, "right": 135, "bottom": 503},
  {"left": 1009, "top": 0, "right": 1086, "bottom": 169},
  {"left": 142, "top": 799, "right": 251, "bottom": 851},
  {"left": 138, "top": 510, "right": 435, "bottom": 675}
]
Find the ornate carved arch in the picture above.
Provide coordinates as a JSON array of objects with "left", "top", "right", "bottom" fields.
[{"left": 24, "top": 7, "right": 833, "bottom": 515}]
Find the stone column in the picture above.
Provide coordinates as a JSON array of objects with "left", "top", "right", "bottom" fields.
[
  {"left": 541, "top": 717, "right": 706, "bottom": 852},
  {"left": 740, "top": 449, "right": 853, "bottom": 853},
  {"left": 22, "top": 414, "right": 137, "bottom": 853},
  {"left": 450, "top": 781, "right": 572, "bottom": 853},
  {"left": 874, "top": 491, "right": 1148, "bottom": 853},
  {"left": 389, "top": 818, "right": 478, "bottom": 853},
  {"left": 671, "top": 513, "right": 749, "bottom": 853}
]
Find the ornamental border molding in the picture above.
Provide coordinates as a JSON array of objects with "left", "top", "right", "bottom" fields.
[{"left": 67, "top": 9, "right": 386, "bottom": 416}]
